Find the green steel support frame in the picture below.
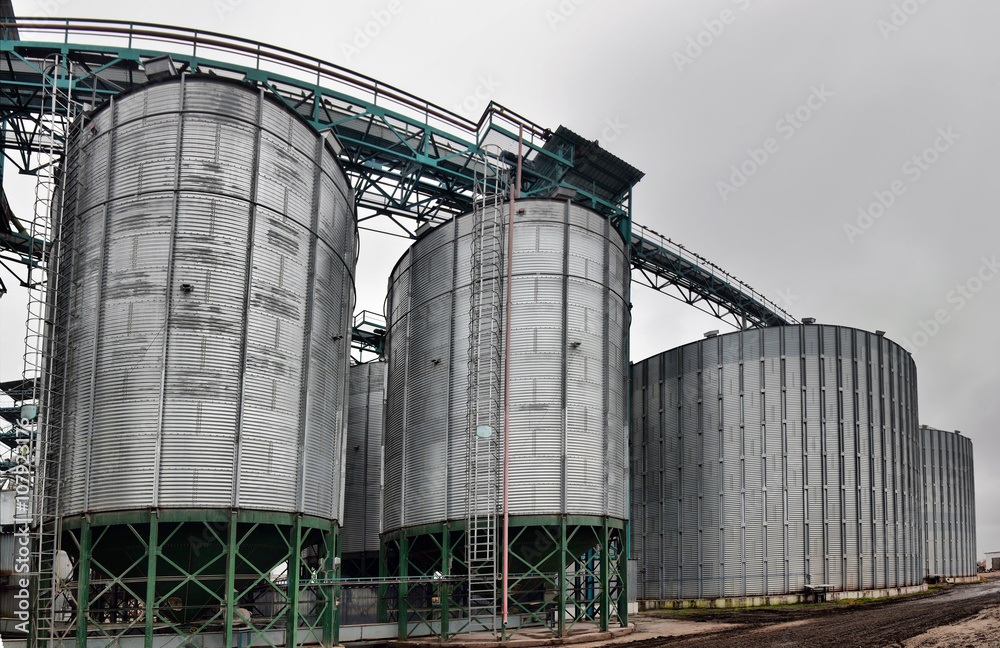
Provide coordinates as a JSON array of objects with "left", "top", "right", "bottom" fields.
[
  {"left": 0, "top": 19, "right": 797, "bottom": 337},
  {"left": 380, "top": 516, "right": 627, "bottom": 641},
  {"left": 56, "top": 510, "right": 339, "bottom": 648}
]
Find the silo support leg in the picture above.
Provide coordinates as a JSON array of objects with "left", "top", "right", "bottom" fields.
[
  {"left": 287, "top": 518, "right": 302, "bottom": 648},
  {"left": 377, "top": 542, "right": 388, "bottom": 623},
  {"left": 75, "top": 519, "right": 91, "bottom": 648},
  {"left": 144, "top": 515, "right": 158, "bottom": 648},
  {"left": 398, "top": 535, "right": 409, "bottom": 640},
  {"left": 224, "top": 513, "right": 238, "bottom": 648},
  {"left": 440, "top": 525, "right": 451, "bottom": 640},
  {"left": 614, "top": 528, "right": 628, "bottom": 627},
  {"left": 321, "top": 525, "right": 338, "bottom": 647},
  {"left": 600, "top": 522, "right": 609, "bottom": 632},
  {"left": 558, "top": 518, "right": 567, "bottom": 637}
]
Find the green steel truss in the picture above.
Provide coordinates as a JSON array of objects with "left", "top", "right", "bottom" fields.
[
  {"left": 53, "top": 510, "right": 339, "bottom": 648},
  {"left": 379, "top": 516, "right": 627, "bottom": 641},
  {"left": 0, "top": 18, "right": 795, "bottom": 332}
]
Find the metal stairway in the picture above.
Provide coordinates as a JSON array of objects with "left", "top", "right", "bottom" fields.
[
  {"left": 22, "top": 54, "right": 78, "bottom": 648},
  {"left": 465, "top": 154, "right": 507, "bottom": 635}
]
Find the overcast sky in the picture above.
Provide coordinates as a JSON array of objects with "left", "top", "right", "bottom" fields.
[{"left": 1, "top": 0, "right": 997, "bottom": 560}]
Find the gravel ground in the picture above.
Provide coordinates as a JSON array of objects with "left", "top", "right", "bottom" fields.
[{"left": 621, "top": 576, "right": 1000, "bottom": 648}]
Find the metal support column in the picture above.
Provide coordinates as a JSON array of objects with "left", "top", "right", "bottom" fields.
[
  {"left": 616, "top": 528, "right": 628, "bottom": 627},
  {"left": 441, "top": 524, "right": 451, "bottom": 639},
  {"left": 224, "top": 513, "right": 237, "bottom": 648},
  {"left": 558, "top": 518, "right": 567, "bottom": 637},
  {"left": 75, "top": 518, "right": 91, "bottom": 647},
  {"left": 397, "top": 534, "right": 409, "bottom": 640},
  {"left": 143, "top": 514, "right": 158, "bottom": 647},
  {"left": 322, "top": 524, "right": 338, "bottom": 647},
  {"left": 287, "top": 517, "right": 302, "bottom": 647},
  {"left": 377, "top": 541, "right": 388, "bottom": 623},
  {"left": 600, "top": 521, "right": 609, "bottom": 631}
]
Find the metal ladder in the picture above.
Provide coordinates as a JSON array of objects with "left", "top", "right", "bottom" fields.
[
  {"left": 23, "top": 54, "right": 79, "bottom": 648},
  {"left": 465, "top": 152, "right": 507, "bottom": 635}
]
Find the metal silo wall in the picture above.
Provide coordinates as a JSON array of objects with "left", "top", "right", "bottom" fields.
[
  {"left": 53, "top": 76, "right": 356, "bottom": 521},
  {"left": 343, "top": 361, "right": 385, "bottom": 554},
  {"left": 383, "top": 198, "right": 629, "bottom": 532},
  {"left": 921, "top": 427, "right": 977, "bottom": 578},
  {"left": 630, "top": 325, "right": 924, "bottom": 600}
]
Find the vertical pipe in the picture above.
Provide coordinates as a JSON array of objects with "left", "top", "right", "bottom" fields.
[
  {"left": 501, "top": 126, "right": 522, "bottom": 633},
  {"left": 152, "top": 76, "right": 188, "bottom": 509}
]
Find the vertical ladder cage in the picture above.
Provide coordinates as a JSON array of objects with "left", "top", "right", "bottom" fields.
[
  {"left": 22, "top": 54, "right": 80, "bottom": 648},
  {"left": 465, "top": 149, "right": 509, "bottom": 637}
]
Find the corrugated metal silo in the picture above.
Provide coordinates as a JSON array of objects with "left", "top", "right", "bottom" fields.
[
  {"left": 382, "top": 197, "right": 630, "bottom": 636},
  {"left": 920, "top": 426, "right": 977, "bottom": 579},
  {"left": 631, "top": 325, "right": 925, "bottom": 602},
  {"left": 48, "top": 74, "right": 356, "bottom": 633},
  {"left": 342, "top": 360, "right": 385, "bottom": 577}
]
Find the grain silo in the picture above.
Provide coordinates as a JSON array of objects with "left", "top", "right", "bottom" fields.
[
  {"left": 631, "top": 324, "right": 925, "bottom": 606},
  {"left": 342, "top": 361, "right": 385, "bottom": 578},
  {"left": 382, "top": 197, "right": 629, "bottom": 638},
  {"left": 48, "top": 74, "right": 356, "bottom": 644},
  {"left": 920, "top": 426, "right": 977, "bottom": 581}
]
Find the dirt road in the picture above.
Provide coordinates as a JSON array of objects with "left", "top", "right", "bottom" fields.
[{"left": 626, "top": 577, "right": 1000, "bottom": 648}]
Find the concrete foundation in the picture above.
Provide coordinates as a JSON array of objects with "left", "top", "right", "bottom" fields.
[{"left": 638, "top": 584, "right": 929, "bottom": 610}]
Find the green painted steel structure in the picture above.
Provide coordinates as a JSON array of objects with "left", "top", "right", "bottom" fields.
[
  {"left": 0, "top": 18, "right": 794, "bottom": 331},
  {"left": 57, "top": 510, "right": 339, "bottom": 647},
  {"left": 379, "top": 516, "right": 627, "bottom": 640},
  {"left": 0, "top": 15, "right": 797, "bottom": 647}
]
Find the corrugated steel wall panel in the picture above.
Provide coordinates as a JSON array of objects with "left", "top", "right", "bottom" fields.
[
  {"left": 921, "top": 426, "right": 977, "bottom": 578},
  {"left": 55, "top": 76, "right": 355, "bottom": 521},
  {"left": 383, "top": 199, "right": 629, "bottom": 532},
  {"left": 631, "top": 324, "right": 923, "bottom": 600},
  {"left": 343, "top": 362, "right": 386, "bottom": 554}
]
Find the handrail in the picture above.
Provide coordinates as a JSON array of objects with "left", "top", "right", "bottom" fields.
[
  {"left": 631, "top": 221, "right": 796, "bottom": 325},
  {"left": 0, "top": 18, "right": 795, "bottom": 329},
  {"left": 2, "top": 18, "right": 558, "bottom": 148}
]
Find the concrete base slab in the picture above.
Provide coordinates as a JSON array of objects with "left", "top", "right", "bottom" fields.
[{"left": 385, "top": 623, "right": 633, "bottom": 647}]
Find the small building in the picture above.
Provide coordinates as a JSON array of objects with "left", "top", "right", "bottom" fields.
[{"left": 986, "top": 551, "right": 1000, "bottom": 572}]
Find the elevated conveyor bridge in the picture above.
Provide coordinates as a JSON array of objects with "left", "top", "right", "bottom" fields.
[{"left": 0, "top": 18, "right": 795, "bottom": 344}]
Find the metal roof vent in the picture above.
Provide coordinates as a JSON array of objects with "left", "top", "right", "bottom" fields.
[{"left": 143, "top": 55, "right": 178, "bottom": 80}]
